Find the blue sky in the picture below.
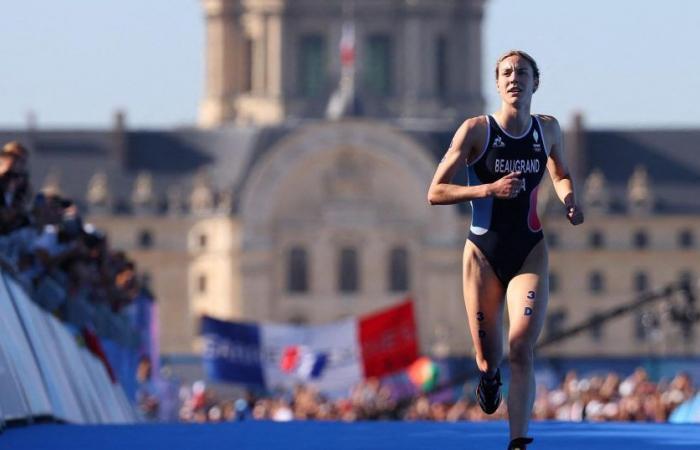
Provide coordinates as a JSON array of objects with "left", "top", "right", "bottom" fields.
[{"left": 0, "top": 0, "right": 698, "bottom": 129}]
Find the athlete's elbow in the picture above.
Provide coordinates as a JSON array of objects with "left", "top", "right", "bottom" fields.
[
  {"left": 427, "top": 193, "right": 437, "bottom": 205},
  {"left": 427, "top": 188, "right": 442, "bottom": 205}
]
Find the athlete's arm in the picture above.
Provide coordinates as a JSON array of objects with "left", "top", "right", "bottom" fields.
[
  {"left": 542, "top": 115, "right": 584, "bottom": 225},
  {"left": 427, "top": 117, "right": 522, "bottom": 205}
]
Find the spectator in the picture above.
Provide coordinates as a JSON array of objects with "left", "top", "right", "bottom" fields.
[{"left": 172, "top": 368, "right": 696, "bottom": 425}]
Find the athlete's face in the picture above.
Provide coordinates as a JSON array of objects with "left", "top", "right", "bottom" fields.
[{"left": 496, "top": 55, "right": 538, "bottom": 105}]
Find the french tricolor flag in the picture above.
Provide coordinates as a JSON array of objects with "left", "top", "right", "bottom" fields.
[
  {"left": 201, "top": 301, "right": 417, "bottom": 393},
  {"left": 339, "top": 22, "right": 355, "bottom": 68}
]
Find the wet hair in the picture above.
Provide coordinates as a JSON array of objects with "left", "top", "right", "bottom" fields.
[{"left": 495, "top": 50, "right": 540, "bottom": 90}]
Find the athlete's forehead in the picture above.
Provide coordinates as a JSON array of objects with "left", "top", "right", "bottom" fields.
[{"left": 498, "top": 55, "right": 532, "bottom": 72}]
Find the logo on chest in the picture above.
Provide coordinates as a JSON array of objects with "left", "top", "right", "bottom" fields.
[
  {"left": 492, "top": 135, "right": 505, "bottom": 148},
  {"left": 533, "top": 129, "right": 542, "bottom": 152}
]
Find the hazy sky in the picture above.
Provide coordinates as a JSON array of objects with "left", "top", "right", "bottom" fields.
[{"left": 1, "top": 0, "right": 698, "bottom": 129}]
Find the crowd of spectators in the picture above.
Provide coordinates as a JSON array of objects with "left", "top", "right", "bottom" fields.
[
  {"left": 172, "top": 367, "right": 695, "bottom": 424},
  {"left": 0, "top": 140, "right": 151, "bottom": 350}
]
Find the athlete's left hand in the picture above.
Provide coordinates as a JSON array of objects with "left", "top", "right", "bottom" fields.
[{"left": 567, "top": 204, "right": 584, "bottom": 225}]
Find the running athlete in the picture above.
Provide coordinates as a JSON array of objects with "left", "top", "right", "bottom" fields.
[{"left": 427, "top": 50, "right": 583, "bottom": 450}]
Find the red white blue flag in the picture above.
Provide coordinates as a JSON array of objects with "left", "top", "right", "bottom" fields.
[{"left": 201, "top": 300, "right": 417, "bottom": 393}]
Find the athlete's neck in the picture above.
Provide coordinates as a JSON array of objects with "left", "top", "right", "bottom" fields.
[{"left": 493, "top": 105, "right": 532, "bottom": 136}]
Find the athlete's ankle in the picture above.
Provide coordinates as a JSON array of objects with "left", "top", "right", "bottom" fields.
[{"left": 481, "top": 368, "right": 500, "bottom": 382}]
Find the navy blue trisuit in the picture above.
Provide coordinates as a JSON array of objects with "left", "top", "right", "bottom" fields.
[{"left": 466, "top": 115, "right": 550, "bottom": 287}]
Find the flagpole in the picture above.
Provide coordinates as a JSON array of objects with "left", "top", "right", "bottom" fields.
[{"left": 326, "top": 0, "right": 356, "bottom": 120}]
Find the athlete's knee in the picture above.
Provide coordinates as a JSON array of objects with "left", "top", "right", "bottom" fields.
[{"left": 508, "top": 337, "right": 534, "bottom": 368}]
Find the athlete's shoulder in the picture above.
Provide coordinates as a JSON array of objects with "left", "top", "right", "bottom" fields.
[
  {"left": 458, "top": 115, "right": 489, "bottom": 137},
  {"left": 535, "top": 114, "right": 561, "bottom": 132}
]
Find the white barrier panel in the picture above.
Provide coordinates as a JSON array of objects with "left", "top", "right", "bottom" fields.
[
  {"left": 4, "top": 276, "right": 86, "bottom": 423},
  {"left": 80, "top": 347, "right": 119, "bottom": 423},
  {"left": 80, "top": 350, "right": 129, "bottom": 424},
  {"left": 47, "top": 315, "right": 106, "bottom": 424},
  {"left": 1, "top": 269, "right": 139, "bottom": 424},
  {"left": 114, "top": 383, "right": 138, "bottom": 423},
  {"left": 0, "top": 336, "right": 28, "bottom": 421},
  {"left": 0, "top": 274, "right": 53, "bottom": 418}
]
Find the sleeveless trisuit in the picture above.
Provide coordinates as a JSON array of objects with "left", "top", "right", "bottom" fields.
[{"left": 466, "top": 115, "right": 550, "bottom": 286}]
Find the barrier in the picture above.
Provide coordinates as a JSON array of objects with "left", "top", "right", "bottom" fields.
[{"left": 0, "top": 269, "right": 139, "bottom": 425}]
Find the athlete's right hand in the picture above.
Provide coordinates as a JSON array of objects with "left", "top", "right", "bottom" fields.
[{"left": 488, "top": 172, "right": 524, "bottom": 199}]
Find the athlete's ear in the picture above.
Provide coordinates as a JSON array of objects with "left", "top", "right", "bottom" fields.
[{"left": 533, "top": 78, "right": 539, "bottom": 93}]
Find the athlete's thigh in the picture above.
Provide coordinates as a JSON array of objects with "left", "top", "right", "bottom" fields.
[
  {"left": 463, "top": 240, "right": 506, "bottom": 357},
  {"left": 506, "top": 239, "right": 549, "bottom": 345}
]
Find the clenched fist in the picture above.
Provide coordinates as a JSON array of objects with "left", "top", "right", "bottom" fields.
[
  {"left": 564, "top": 193, "right": 584, "bottom": 225},
  {"left": 489, "top": 172, "right": 525, "bottom": 199}
]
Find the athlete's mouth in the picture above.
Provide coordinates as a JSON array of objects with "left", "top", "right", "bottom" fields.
[{"left": 507, "top": 87, "right": 522, "bottom": 93}]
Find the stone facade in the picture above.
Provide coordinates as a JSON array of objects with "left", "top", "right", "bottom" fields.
[
  {"left": 1, "top": 0, "right": 698, "bottom": 362},
  {"left": 199, "top": 0, "right": 486, "bottom": 126}
]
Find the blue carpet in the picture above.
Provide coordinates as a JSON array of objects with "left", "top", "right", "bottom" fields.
[{"left": 2, "top": 421, "right": 700, "bottom": 450}]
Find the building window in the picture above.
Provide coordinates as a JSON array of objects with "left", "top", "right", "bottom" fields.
[
  {"left": 678, "top": 229, "right": 694, "bottom": 249},
  {"left": 138, "top": 230, "right": 154, "bottom": 249},
  {"left": 389, "top": 247, "right": 410, "bottom": 292},
  {"left": 298, "top": 34, "right": 326, "bottom": 97},
  {"left": 679, "top": 270, "right": 694, "bottom": 287},
  {"left": 197, "top": 274, "right": 207, "bottom": 294},
  {"left": 588, "top": 230, "right": 604, "bottom": 249},
  {"left": 633, "top": 271, "right": 648, "bottom": 293},
  {"left": 633, "top": 229, "right": 649, "bottom": 249},
  {"left": 588, "top": 271, "right": 605, "bottom": 295},
  {"left": 198, "top": 233, "right": 208, "bottom": 250},
  {"left": 364, "top": 34, "right": 392, "bottom": 96},
  {"left": 549, "top": 272, "right": 560, "bottom": 294},
  {"left": 287, "top": 247, "right": 309, "bottom": 293},
  {"left": 435, "top": 36, "right": 448, "bottom": 97},
  {"left": 589, "top": 310, "right": 604, "bottom": 342},
  {"left": 338, "top": 247, "right": 359, "bottom": 293},
  {"left": 545, "top": 309, "right": 567, "bottom": 339},
  {"left": 243, "top": 38, "right": 253, "bottom": 92},
  {"left": 141, "top": 271, "right": 152, "bottom": 290}
]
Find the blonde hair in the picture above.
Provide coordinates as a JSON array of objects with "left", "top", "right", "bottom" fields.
[{"left": 495, "top": 50, "right": 540, "bottom": 87}]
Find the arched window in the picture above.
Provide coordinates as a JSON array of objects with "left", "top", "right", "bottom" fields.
[
  {"left": 287, "top": 247, "right": 309, "bottom": 293},
  {"left": 338, "top": 247, "right": 359, "bottom": 293},
  {"left": 138, "top": 229, "right": 154, "bottom": 249},
  {"left": 633, "top": 271, "right": 648, "bottom": 293},
  {"left": 588, "top": 271, "right": 605, "bottom": 295},
  {"left": 588, "top": 230, "right": 604, "bottom": 249},
  {"left": 389, "top": 247, "right": 410, "bottom": 292},
  {"left": 633, "top": 229, "right": 649, "bottom": 249},
  {"left": 197, "top": 274, "right": 207, "bottom": 294},
  {"left": 679, "top": 229, "right": 694, "bottom": 249},
  {"left": 198, "top": 233, "right": 208, "bottom": 250}
]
